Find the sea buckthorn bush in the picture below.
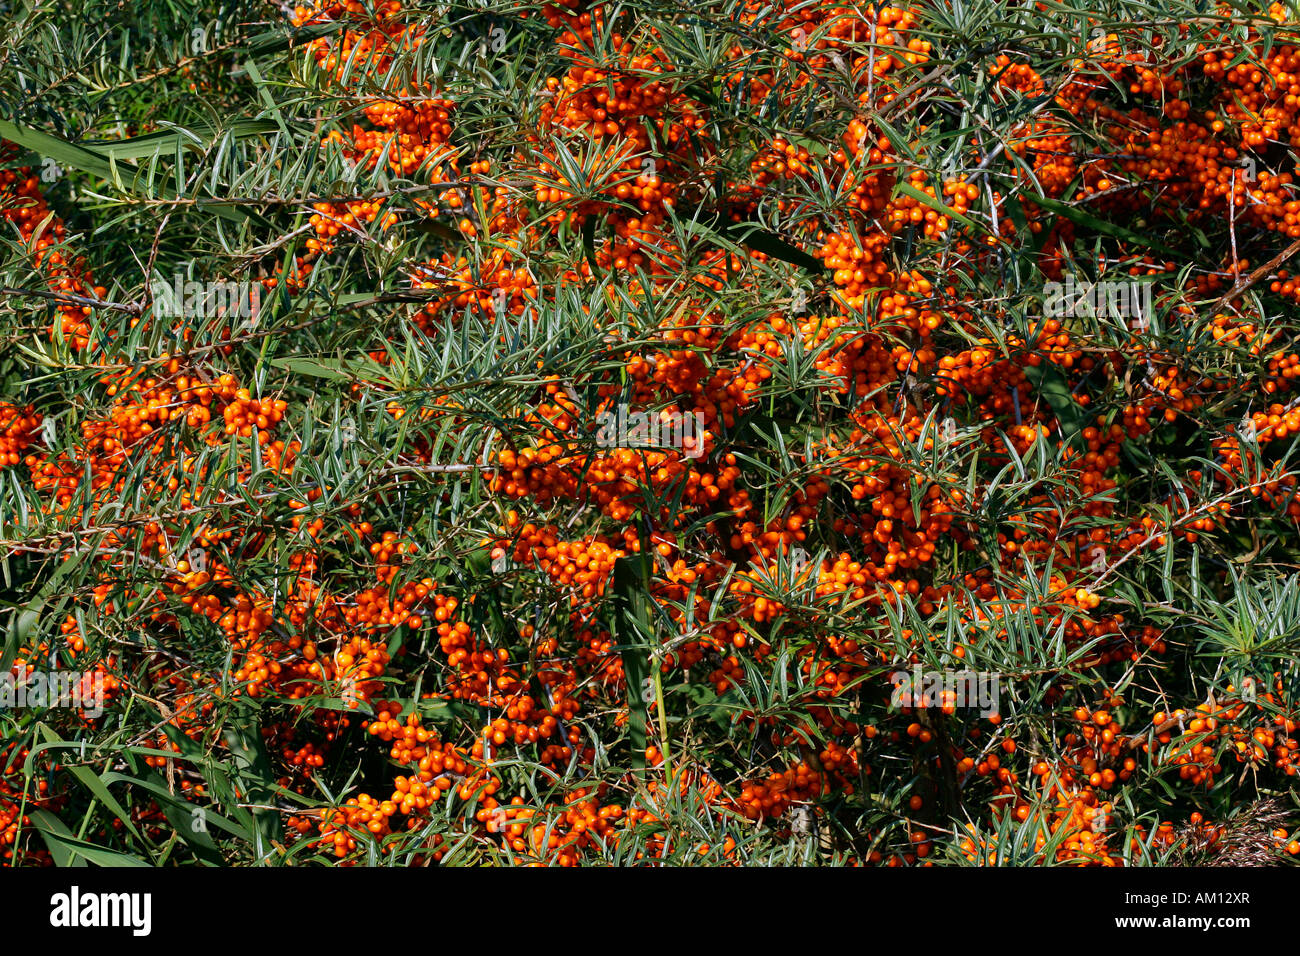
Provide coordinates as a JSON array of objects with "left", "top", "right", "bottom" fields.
[{"left": 2, "top": 0, "right": 1300, "bottom": 867}]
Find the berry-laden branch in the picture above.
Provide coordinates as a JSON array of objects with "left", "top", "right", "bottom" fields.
[{"left": 0, "top": 0, "right": 1297, "bottom": 869}]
